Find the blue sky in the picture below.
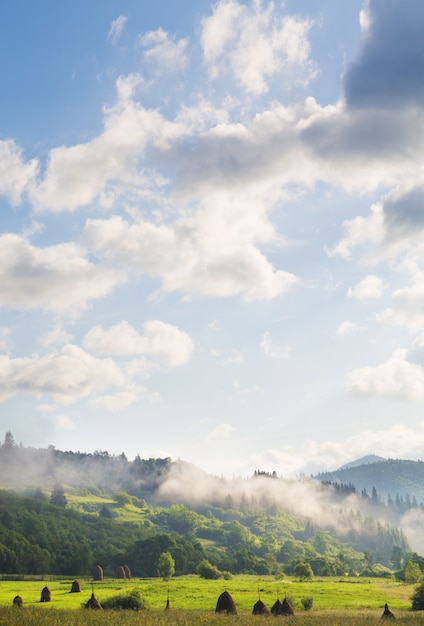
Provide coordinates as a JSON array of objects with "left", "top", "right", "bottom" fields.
[{"left": 1, "top": 0, "right": 424, "bottom": 478}]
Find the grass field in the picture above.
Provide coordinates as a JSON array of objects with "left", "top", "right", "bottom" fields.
[{"left": 0, "top": 575, "right": 421, "bottom": 625}]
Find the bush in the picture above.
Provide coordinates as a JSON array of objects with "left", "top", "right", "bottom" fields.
[
  {"left": 411, "top": 583, "right": 424, "bottom": 611},
  {"left": 101, "top": 589, "right": 149, "bottom": 611},
  {"left": 197, "top": 559, "right": 222, "bottom": 579},
  {"left": 301, "top": 596, "right": 314, "bottom": 611},
  {"left": 294, "top": 562, "right": 314, "bottom": 581}
]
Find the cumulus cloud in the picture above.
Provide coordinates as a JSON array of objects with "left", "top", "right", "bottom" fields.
[
  {"left": 377, "top": 276, "right": 424, "bottom": 331},
  {"left": 348, "top": 275, "right": 384, "bottom": 300},
  {"left": 0, "top": 345, "right": 127, "bottom": 403},
  {"left": 0, "top": 139, "right": 38, "bottom": 204},
  {"left": 29, "top": 74, "right": 178, "bottom": 212},
  {"left": 344, "top": 0, "right": 424, "bottom": 109},
  {"left": 139, "top": 28, "right": 188, "bottom": 72},
  {"left": 201, "top": 0, "right": 317, "bottom": 94},
  {"left": 347, "top": 349, "right": 424, "bottom": 400},
  {"left": 0, "top": 233, "right": 122, "bottom": 314},
  {"left": 83, "top": 320, "right": 194, "bottom": 366},
  {"left": 84, "top": 200, "right": 299, "bottom": 302}
]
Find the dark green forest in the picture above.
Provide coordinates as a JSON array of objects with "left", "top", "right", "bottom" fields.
[
  {"left": 317, "top": 459, "right": 424, "bottom": 504},
  {"left": 0, "top": 433, "right": 420, "bottom": 580}
]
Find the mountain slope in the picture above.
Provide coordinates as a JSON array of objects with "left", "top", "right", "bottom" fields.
[{"left": 316, "top": 459, "right": 424, "bottom": 503}]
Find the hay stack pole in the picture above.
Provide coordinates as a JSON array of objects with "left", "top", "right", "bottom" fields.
[
  {"left": 164, "top": 587, "right": 170, "bottom": 610},
  {"left": 271, "top": 584, "right": 281, "bottom": 615},
  {"left": 252, "top": 586, "right": 270, "bottom": 615}
]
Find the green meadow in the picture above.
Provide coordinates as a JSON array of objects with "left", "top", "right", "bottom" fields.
[{"left": 0, "top": 575, "right": 422, "bottom": 625}]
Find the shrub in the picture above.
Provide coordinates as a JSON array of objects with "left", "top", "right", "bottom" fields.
[
  {"left": 405, "top": 560, "right": 422, "bottom": 584},
  {"left": 294, "top": 562, "right": 314, "bottom": 581},
  {"left": 197, "top": 559, "right": 222, "bottom": 579},
  {"left": 301, "top": 596, "right": 314, "bottom": 611},
  {"left": 411, "top": 582, "right": 424, "bottom": 611},
  {"left": 101, "top": 589, "right": 149, "bottom": 611}
]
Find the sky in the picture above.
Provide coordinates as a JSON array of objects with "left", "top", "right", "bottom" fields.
[{"left": 2, "top": 0, "right": 424, "bottom": 479}]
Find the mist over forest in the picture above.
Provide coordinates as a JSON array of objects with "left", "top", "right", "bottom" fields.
[{"left": 1, "top": 430, "right": 424, "bottom": 559}]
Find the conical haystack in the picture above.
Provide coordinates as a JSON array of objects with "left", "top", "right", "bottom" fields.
[
  {"left": 70, "top": 579, "right": 81, "bottom": 593},
  {"left": 216, "top": 590, "right": 237, "bottom": 614},
  {"left": 271, "top": 598, "right": 282, "bottom": 615},
  {"left": 279, "top": 597, "right": 294, "bottom": 615},
  {"left": 116, "top": 565, "right": 126, "bottom": 579},
  {"left": 93, "top": 564, "right": 103, "bottom": 581},
  {"left": 382, "top": 603, "right": 395, "bottom": 619},
  {"left": 13, "top": 595, "right": 23, "bottom": 607},
  {"left": 123, "top": 564, "right": 131, "bottom": 579},
  {"left": 252, "top": 598, "right": 270, "bottom": 615},
  {"left": 40, "top": 586, "right": 51, "bottom": 602}
]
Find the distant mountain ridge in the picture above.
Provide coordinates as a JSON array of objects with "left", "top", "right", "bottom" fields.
[
  {"left": 338, "top": 455, "right": 386, "bottom": 470},
  {"left": 316, "top": 458, "right": 424, "bottom": 503}
]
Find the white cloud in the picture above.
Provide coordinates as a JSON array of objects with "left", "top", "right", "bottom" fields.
[
  {"left": 206, "top": 422, "right": 235, "bottom": 441},
  {"left": 55, "top": 415, "right": 76, "bottom": 431},
  {"left": 201, "top": 0, "right": 317, "bottom": 95},
  {"left": 139, "top": 28, "right": 188, "bottom": 73},
  {"left": 377, "top": 276, "right": 424, "bottom": 331},
  {"left": 0, "top": 328, "right": 12, "bottom": 352},
  {"left": 252, "top": 422, "right": 424, "bottom": 477},
  {"left": 0, "top": 139, "right": 38, "bottom": 205},
  {"left": 260, "top": 331, "right": 289, "bottom": 359},
  {"left": 336, "top": 321, "right": 364, "bottom": 337},
  {"left": 0, "top": 345, "right": 127, "bottom": 403},
  {"left": 89, "top": 390, "right": 140, "bottom": 411},
  {"left": 83, "top": 320, "right": 194, "bottom": 366},
  {"left": 347, "top": 349, "right": 424, "bottom": 400},
  {"left": 29, "top": 74, "right": 179, "bottom": 213},
  {"left": 37, "top": 327, "right": 73, "bottom": 348},
  {"left": 0, "top": 234, "right": 122, "bottom": 314},
  {"left": 348, "top": 275, "right": 384, "bottom": 300},
  {"left": 108, "top": 15, "right": 127, "bottom": 44},
  {"left": 84, "top": 199, "right": 299, "bottom": 302},
  {"left": 217, "top": 350, "right": 243, "bottom": 366}
]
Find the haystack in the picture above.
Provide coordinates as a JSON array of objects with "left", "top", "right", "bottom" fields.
[
  {"left": 93, "top": 564, "right": 103, "bottom": 581},
  {"left": 252, "top": 598, "right": 270, "bottom": 615},
  {"left": 85, "top": 592, "right": 102, "bottom": 610},
  {"left": 271, "top": 598, "right": 282, "bottom": 615},
  {"left": 123, "top": 564, "right": 131, "bottom": 579},
  {"left": 116, "top": 565, "right": 126, "bottom": 579},
  {"left": 70, "top": 580, "right": 81, "bottom": 593},
  {"left": 40, "top": 586, "right": 51, "bottom": 602},
  {"left": 13, "top": 595, "right": 23, "bottom": 607},
  {"left": 382, "top": 603, "right": 395, "bottom": 619},
  {"left": 278, "top": 597, "right": 294, "bottom": 615},
  {"left": 216, "top": 590, "right": 237, "bottom": 614}
]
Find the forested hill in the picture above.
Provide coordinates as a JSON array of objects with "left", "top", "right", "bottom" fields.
[
  {"left": 316, "top": 459, "right": 424, "bottom": 504},
  {"left": 0, "top": 432, "right": 420, "bottom": 578}
]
